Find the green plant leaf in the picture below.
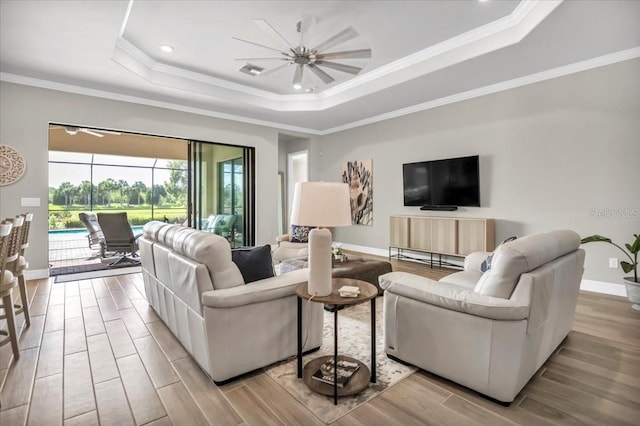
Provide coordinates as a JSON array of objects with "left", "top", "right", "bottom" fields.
[
  {"left": 630, "top": 234, "right": 640, "bottom": 254},
  {"left": 580, "top": 235, "right": 612, "bottom": 244},
  {"left": 621, "top": 261, "right": 634, "bottom": 273}
]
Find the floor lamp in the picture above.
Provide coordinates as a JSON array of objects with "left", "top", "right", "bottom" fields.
[{"left": 290, "top": 182, "right": 352, "bottom": 296}]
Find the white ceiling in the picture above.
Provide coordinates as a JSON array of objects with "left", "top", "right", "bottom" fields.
[{"left": 1, "top": 0, "right": 639, "bottom": 134}]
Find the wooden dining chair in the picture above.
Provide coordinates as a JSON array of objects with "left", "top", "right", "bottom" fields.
[
  {"left": 7, "top": 213, "right": 33, "bottom": 327},
  {"left": 0, "top": 218, "right": 22, "bottom": 361}
]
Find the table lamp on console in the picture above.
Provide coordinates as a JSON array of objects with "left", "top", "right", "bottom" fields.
[{"left": 290, "top": 182, "right": 352, "bottom": 297}]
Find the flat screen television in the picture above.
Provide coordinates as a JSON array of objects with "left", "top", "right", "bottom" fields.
[{"left": 403, "top": 155, "right": 480, "bottom": 208}]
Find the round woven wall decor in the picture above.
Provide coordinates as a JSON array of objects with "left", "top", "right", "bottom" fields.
[{"left": 0, "top": 144, "right": 27, "bottom": 186}]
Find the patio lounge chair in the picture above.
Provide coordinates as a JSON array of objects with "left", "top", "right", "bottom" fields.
[
  {"left": 78, "top": 212, "right": 104, "bottom": 258},
  {"left": 96, "top": 212, "right": 142, "bottom": 265}
]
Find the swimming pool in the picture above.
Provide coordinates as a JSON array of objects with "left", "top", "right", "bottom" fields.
[{"left": 48, "top": 226, "right": 144, "bottom": 235}]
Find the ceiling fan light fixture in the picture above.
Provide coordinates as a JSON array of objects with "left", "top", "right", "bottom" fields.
[
  {"left": 235, "top": 18, "right": 370, "bottom": 91},
  {"left": 292, "top": 64, "right": 304, "bottom": 89}
]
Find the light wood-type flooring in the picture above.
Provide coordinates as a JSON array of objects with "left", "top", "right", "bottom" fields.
[{"left": 0, "top": 254, "right": 639, "bottom": 425}]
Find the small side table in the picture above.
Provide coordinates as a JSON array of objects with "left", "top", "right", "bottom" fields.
[{"left": 296, "top": 278, "right": 377, "bottom": 405}]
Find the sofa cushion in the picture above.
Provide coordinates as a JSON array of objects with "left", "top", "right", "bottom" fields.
[
  {"left": 379, "top": 272, "right": 529, "bottom": 320},
  {"left": 232, "top": 245, "right": 275, "bottom": 284},
  {"left": 174, "top": 228, "right": 245, "bottom": 290},
  {"left": 143, "top": 221, "right": 168, "bottom": 241},
  {"left": 158, "top": 223, "right": 182, "bottom": 246},
  {"left": 474, "top": 230, "right": 580, "bottom": 299},
  {"left": 290, "top": 225, "right": 314, "bottom": 243},
  {"left": 439, "top": 269, "right": 483, "bottom": 290}
]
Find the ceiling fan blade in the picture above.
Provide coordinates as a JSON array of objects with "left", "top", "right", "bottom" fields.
[
  {"left": 316, "top": 49, "right": 371, "bottom": 60},
  {"left": 292, "top": 64, "right": 304, "bottom": 88},
  {"left": 316, "top": 61, "right": 362, "bottom": 75},
  {"left": 234, "top": 57, "right": 289, "bottom": 61},
  {"left": 253, "top": 19, "right": 294, "bottom": 50},
  {"left": 260, "top": 62, "right": 292, "bottom": 76},
  {"left": 79, "top": 129, "right": 104, "bottom": 138},
  {"left": 297, "top": 16, "right": 317, "bottom": 48},
  {"left": 308, "top": 64, "right": 334, "bottom": 84},
  {"left": 312, "top": 27, "right": 358, "bottom": 53},
  {"left": 232, "top": 37, "right": 289, "bottom": 55},
  {"left": 98, "top": 129, "right": 122, "bottom": 135}
]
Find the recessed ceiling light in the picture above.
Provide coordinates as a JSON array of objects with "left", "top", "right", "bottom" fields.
[{"left": 160, "top": 45, "right": 174, "bottom": 53}]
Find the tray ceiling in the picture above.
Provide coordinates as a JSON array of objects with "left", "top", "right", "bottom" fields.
[{"left": 1, "top": 0, "right": 639, "bottom": 134}]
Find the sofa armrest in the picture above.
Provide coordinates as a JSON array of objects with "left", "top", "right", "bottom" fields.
[
  {"left": 379, "top": 272, "right": 529, "bottom": 321},
  {"left": 464, "top": 251, "right": 491, "bottom": 273},
  {"left": 276, "top": 233, "right": 291, "bottom": 243},
  {"left": 202, "top": 268, "right": 309, "bottom": 308}
]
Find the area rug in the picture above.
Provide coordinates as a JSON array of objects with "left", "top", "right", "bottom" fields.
[
  {"left": 265, "top": 299, "right": 416, "bottom": 424},
  {"left": 53, "top": 265, "right": 141, "bottom": 283}
]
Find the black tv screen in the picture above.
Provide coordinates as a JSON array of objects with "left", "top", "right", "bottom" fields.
[{"left": 403, "top": 155, "right": 480, "bottom": 207}]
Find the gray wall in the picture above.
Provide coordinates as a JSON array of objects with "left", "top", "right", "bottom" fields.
[
  {"left": 2, "top": 59, "right": 638, "bottom": 284},
  {"left": 0, "top": 82, "right": 283, "bottom": 272},
  {"left": 316, "top": 59, "right": 640, "bottom": 284}
]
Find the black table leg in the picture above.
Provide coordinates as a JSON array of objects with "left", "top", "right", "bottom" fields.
[
  {"left": 333, "top": 309, "right": 338, "bottom": 405},
  {"left": 297, "top": 296, "right": 302, "bottom": 378},
  {"left": 371, "top": 297, "right": 376, "bottom": 383}
]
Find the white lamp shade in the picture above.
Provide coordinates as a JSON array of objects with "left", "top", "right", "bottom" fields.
[{"left": 290, "top": 182, "right": 352, "bottom": 227}]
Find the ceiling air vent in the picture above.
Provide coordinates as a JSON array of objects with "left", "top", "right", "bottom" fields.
[{"left": 239, "top": 64, "right": 264, "bottom": 76}]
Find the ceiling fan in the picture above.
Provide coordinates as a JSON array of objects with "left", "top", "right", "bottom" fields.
[
  {"left": 233, "top": 18, "right": 371, "bottom": 90},
  {"left": 51, "top": 125, "right": 121, "bottom": 138}
]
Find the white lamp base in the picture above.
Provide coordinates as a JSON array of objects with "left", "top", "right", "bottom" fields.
[{"left": 308, "top": 228, "right": 332, "bottom": 296}]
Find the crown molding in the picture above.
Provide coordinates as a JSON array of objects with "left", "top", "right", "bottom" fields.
[
  {"left": 2, "top": 47, "right": 637, "bottom": 136},
  {"left": 113, "top": 0, "right": 561, "bottom": 112},
  {"left": 319, "top": 47, "right": 640, "bottom": 135},
  {"left": 0, "top": 72, "right": 322, "bottom": 135}
]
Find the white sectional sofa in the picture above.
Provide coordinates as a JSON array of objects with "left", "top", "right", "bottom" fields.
[
  {"left": 139, "top": 221, "right": 323, "bottom": 383},
  {"left": 380, "top": 230, "right": 585, "bottom": 403}
]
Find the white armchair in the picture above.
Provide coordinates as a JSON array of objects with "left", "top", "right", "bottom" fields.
[
  {"left": 379, "top": 230, "right": 585, "bottom": 403},
  {"left": 272, "top": 232, "right": 309, "bottom": 263}
]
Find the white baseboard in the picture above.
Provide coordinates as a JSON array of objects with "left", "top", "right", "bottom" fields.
[
  {"left": 340, "top": 243, "right": 466, "bottom": 267},
  {"left": 338, "top": 243, "right": 626, "bottom": 298},
  {"left": 580, "top": 279, "right": 626, "bottom": 297},
  {"left": 339, "top": 243, "right": 388, "bottom": 258},
  {"left": 26, "top": 269, "right": 50, "bottom": 280}
]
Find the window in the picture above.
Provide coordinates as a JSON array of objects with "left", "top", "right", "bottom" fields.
[
  {"left": 48, "top": 151, "right": 187, "bottom": 229},
  {"left": 218, "top": 157, "right": 243, "bottom": 215}
]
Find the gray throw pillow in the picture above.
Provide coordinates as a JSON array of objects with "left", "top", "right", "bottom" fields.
[
  {"left": 481, "top": 236, "right": 517, "bottom": 272},
  {"left": 231, "top": 244, "right": 274, "bottom": 284}
]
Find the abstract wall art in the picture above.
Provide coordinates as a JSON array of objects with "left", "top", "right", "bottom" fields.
[{"left": 342, "top": 159, "right": 373, "bottom": 226}]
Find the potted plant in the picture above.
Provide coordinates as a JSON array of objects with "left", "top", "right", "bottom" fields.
[{"left": 581, "top": 234, "right": 639, "bottom": 310}]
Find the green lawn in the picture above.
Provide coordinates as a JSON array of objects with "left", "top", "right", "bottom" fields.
[{"left": 48, "top": 204, "right": 187, "bottom": 228}]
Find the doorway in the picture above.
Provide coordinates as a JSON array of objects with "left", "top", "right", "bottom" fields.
[
  {"left": 188, "top": 141, "right": 254, "bottom": 248},
  {"left": 48, "top": 124, "right": 255, "bottom": 274},
  {"left": 287, "top": 150, "right": 309, "bottom": 225}
]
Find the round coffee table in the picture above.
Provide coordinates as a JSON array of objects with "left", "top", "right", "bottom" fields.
[{"left": 296, "top": 278, "right": 377, "bottom": 405}]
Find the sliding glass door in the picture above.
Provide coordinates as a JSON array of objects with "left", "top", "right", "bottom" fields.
[{"left": 188, "top": 141, "right": 254, "bottom": 247}]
